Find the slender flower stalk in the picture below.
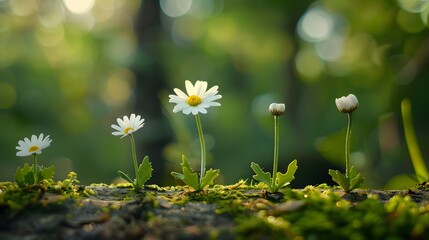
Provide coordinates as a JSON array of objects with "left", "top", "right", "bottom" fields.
[
  {"left": 33, "top": 154, "right": 38, "bottom": 183},
  {"left": 271, "top": 114, "right": 280, "bottom": 189},
  {"left": 129, "top": 133, "right": 139, "bottom": 184},
  {"left": 345, "top": 113, "right": 352, "bottom": 178},
  {"left": 195, "top": 114, "right": 206, "bottom": 182}
]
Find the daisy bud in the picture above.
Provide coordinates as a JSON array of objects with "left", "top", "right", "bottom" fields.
[
  {"left": 269, "top": 103, "right": 286, "bottom": 116},
  {"left": 335, "top": 94, "right": 358, "bottom": 113}
]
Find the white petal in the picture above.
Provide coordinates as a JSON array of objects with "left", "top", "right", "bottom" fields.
[
  {"left": 183, "top": 107, "right": 193, "bottom": 115},
  {"left": 173, "top": 88, "right": 188, "bottom": 99},
  {"left": 112, "top": 131, "right": 124, "bottom": 136},
  {"left": 185, "top": 80, "right": 195, "bottom": 95},
  {"left": 111, "top": 124, "right": 122, "bottom": 131},
  {"left": 117, "top": 118, "right": 125, "bottom": 128},
  {"left": 196, "top": 81, "right": 207, "bottom": 96},
  {"left": 204, "top": 85, "right": 218, "bottom": 96},
  {"left": 123, "top": 115, "right": 130, "bottom": 126}
]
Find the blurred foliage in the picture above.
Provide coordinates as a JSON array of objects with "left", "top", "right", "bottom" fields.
[{"left": 0, "top": 0, "right": 428, "bottom": 189}]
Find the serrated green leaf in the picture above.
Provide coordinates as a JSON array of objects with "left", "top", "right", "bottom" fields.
[
  {"left": 40, "top": 165, "right": 55, "bottom": 180},
  {"left": 182, "top": 161, "right": 199, "bottom": 190},
  {"left": 118, "top": 171, "right": 134, "bottom": 184},
  {"left": 181, "top": 155, "right": 192, "bottom": 170},
  {"left": 250, "top": 162, "right": 272, "bottom": 187},
  {"left": 276, "top": 159, "right": 298, "bottom": 190},
  {"left": 200, "top": 168, "right": 220, "bottom": 189},
  {"left": 329, "top": 169, "right": 350, "bottom": 191},
  {"left": 171, "top": 172, "right": 184, "bottom": 179},
  {"left": 14, "top": 163, "right": 35, "bottom": 187},
  {"left": 349, "top": 168, "right": 364, "bottom": 191},
  {"left": 136, "top": 156, "right": 153, "bottom": 187}
]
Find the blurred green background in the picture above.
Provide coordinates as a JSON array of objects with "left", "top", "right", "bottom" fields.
[{"left": 1, "top": 0, "right": 428, "bottom": 189}]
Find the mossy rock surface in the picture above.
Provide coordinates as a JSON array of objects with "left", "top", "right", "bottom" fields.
[{"left": 1, "top": 182, "right": 429, "bottom": 239}]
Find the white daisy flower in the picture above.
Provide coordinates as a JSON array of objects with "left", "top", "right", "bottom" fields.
[
  {"left": 16, "top": 134, "right": 52, "bottom": 157},
  {"left": 111, "top": 113, "right": 145, "bottom": 138},
  {"left": 335, "top": 94, "right": 358, "bottom": 113},
  {"left": 169, "top": 80, "right": 222, "bottom": 115}
]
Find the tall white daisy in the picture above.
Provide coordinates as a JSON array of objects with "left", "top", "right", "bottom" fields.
[
  {"left": 169, "top": 80, "right": 222, "bottom": 115},
  {"left": 16, "top": 134, "right": 52, "bottom": 157},
  {"left": 111, "top": 113, "right": 145, "bottom": 138}
]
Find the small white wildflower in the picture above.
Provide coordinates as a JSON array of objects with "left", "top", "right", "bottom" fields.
[
  {"left": 111, "top": 113, "right": 145, "bottom": 138},
  {"left": 16, "top": 134, "right": 52, "bottom": 157},
  {"left": 168, "top": 80, "right": 222, "bottom": 115}
]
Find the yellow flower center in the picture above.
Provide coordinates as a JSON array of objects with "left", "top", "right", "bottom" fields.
[
  {"left": 186, "top": 95, "right": 202, "bottom": 106},
  {"left": 29, "top": 146, "right": 40, "bottom": 152},
  {"left": 124, "top": 127, "right": 134, "bottom": 134}
]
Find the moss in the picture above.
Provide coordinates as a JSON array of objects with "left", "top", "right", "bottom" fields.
[{"left": 1, "top": 178, "right": 429, "bottom": 239}]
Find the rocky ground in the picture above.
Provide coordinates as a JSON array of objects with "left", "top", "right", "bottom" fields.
[{"left": 1, "top": 183, "right": 429, "bottom": 240}]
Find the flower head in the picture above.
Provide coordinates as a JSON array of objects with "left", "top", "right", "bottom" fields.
[
  {"left": 169, "top": 80, "right": 222, "bottom": 115},
  {"left": 269, "top": 103, "right": 286, "bottom": 116},
  {"left": 16, "top": 134, "right": 52, "bottom": 157},
  {"left": 335, "top": 94, "right": 358, "bottom": 113},
  {"left": 111, "top": 113, "right": 145, "bottom": 138}
]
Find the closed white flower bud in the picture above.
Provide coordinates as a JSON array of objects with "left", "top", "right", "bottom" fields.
[
  {"left": 335, "top": 94, "right": 358, "bottom": 113},
  {"left": 269, "top": 103, "right": 286, "bottom": 116}
]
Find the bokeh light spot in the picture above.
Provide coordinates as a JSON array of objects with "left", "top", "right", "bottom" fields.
[
  {"left": 103, "top": 68, "right": 135, "bottom": 107},
  {"left": 63, "top": 0, "right": 94, "bottom": 14},
  {"left": 397, "top": 0, "right": 429, "bottom": 13},
  {"left": 315, "top": 35, "right": 344, "bottom": 62},
  {"left": 397, "top": 9, "right": 425, "bottom": 33},
  {"left": 298, "top": 8, "right": 333, "bottom": 42},
  {"left": 10, "top": 0, "right": 38, "bottom": 17},
  {"left": 38, "top": 0, "right": 65, "bottom": 28},
  {"left": 160, "top": 0, "right": 192, "bottom": 17}
]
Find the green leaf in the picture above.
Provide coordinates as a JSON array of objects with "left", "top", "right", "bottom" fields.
[
  {"left": 24, "top": 170, "right": 35, "bottom": 185},
  {"left": 180, "top": 156, "right": 200, "bottom": 190},
  {"left": 118, "top": 171, "right": 134, "bottom": 185},
  {"left": 136, "top": 156, "right": 153, "bottom": 188},
  {"left": 276, "top": 159, "right": 298, "bottom": 190},
  {"left": 349, "top": 166, "right": 364, "bottom": 191},
  {"left": 328, "top": 169, "right": 350, "bottom": 191},
  {"left": 14, "top": 166, "right": 25, "bottom": 185},
  {"left": 171, "top": 172, "right": 184, "bottom": 180},
  {"left": 40, "top": 165, "right": 55, "bottom": 180},
  {"left": 14, "top": 163, "right": 36, "bottom": 187},
  {"left": 200, "top": 168, "right": 220, "bottom": 189},
  {"left": 250, "top": 162, "right": 272, "bottom": 187}
]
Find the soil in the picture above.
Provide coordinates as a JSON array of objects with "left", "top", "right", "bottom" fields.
[{"left": 0, "top": 184, "right": 429, "bottom": 240}]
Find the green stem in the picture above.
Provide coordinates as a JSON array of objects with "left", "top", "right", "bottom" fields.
[
  {"left": 33, "top": 154, "right": 38, "bottom": 183},
  {"left": 401, "top": 99, "right": 429, "bottom": 181},
  {"left": 195, "top": 114, "right": 206, "bottom": 184},
  {"left": 345, "top": 113, "right": 352, "bottom": 179},
  {"left": 272, "top": 115, "right": 280, "bottom": 190},
  {"left": 129, "top": 134, "right": 139, "bottom": 188}
]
